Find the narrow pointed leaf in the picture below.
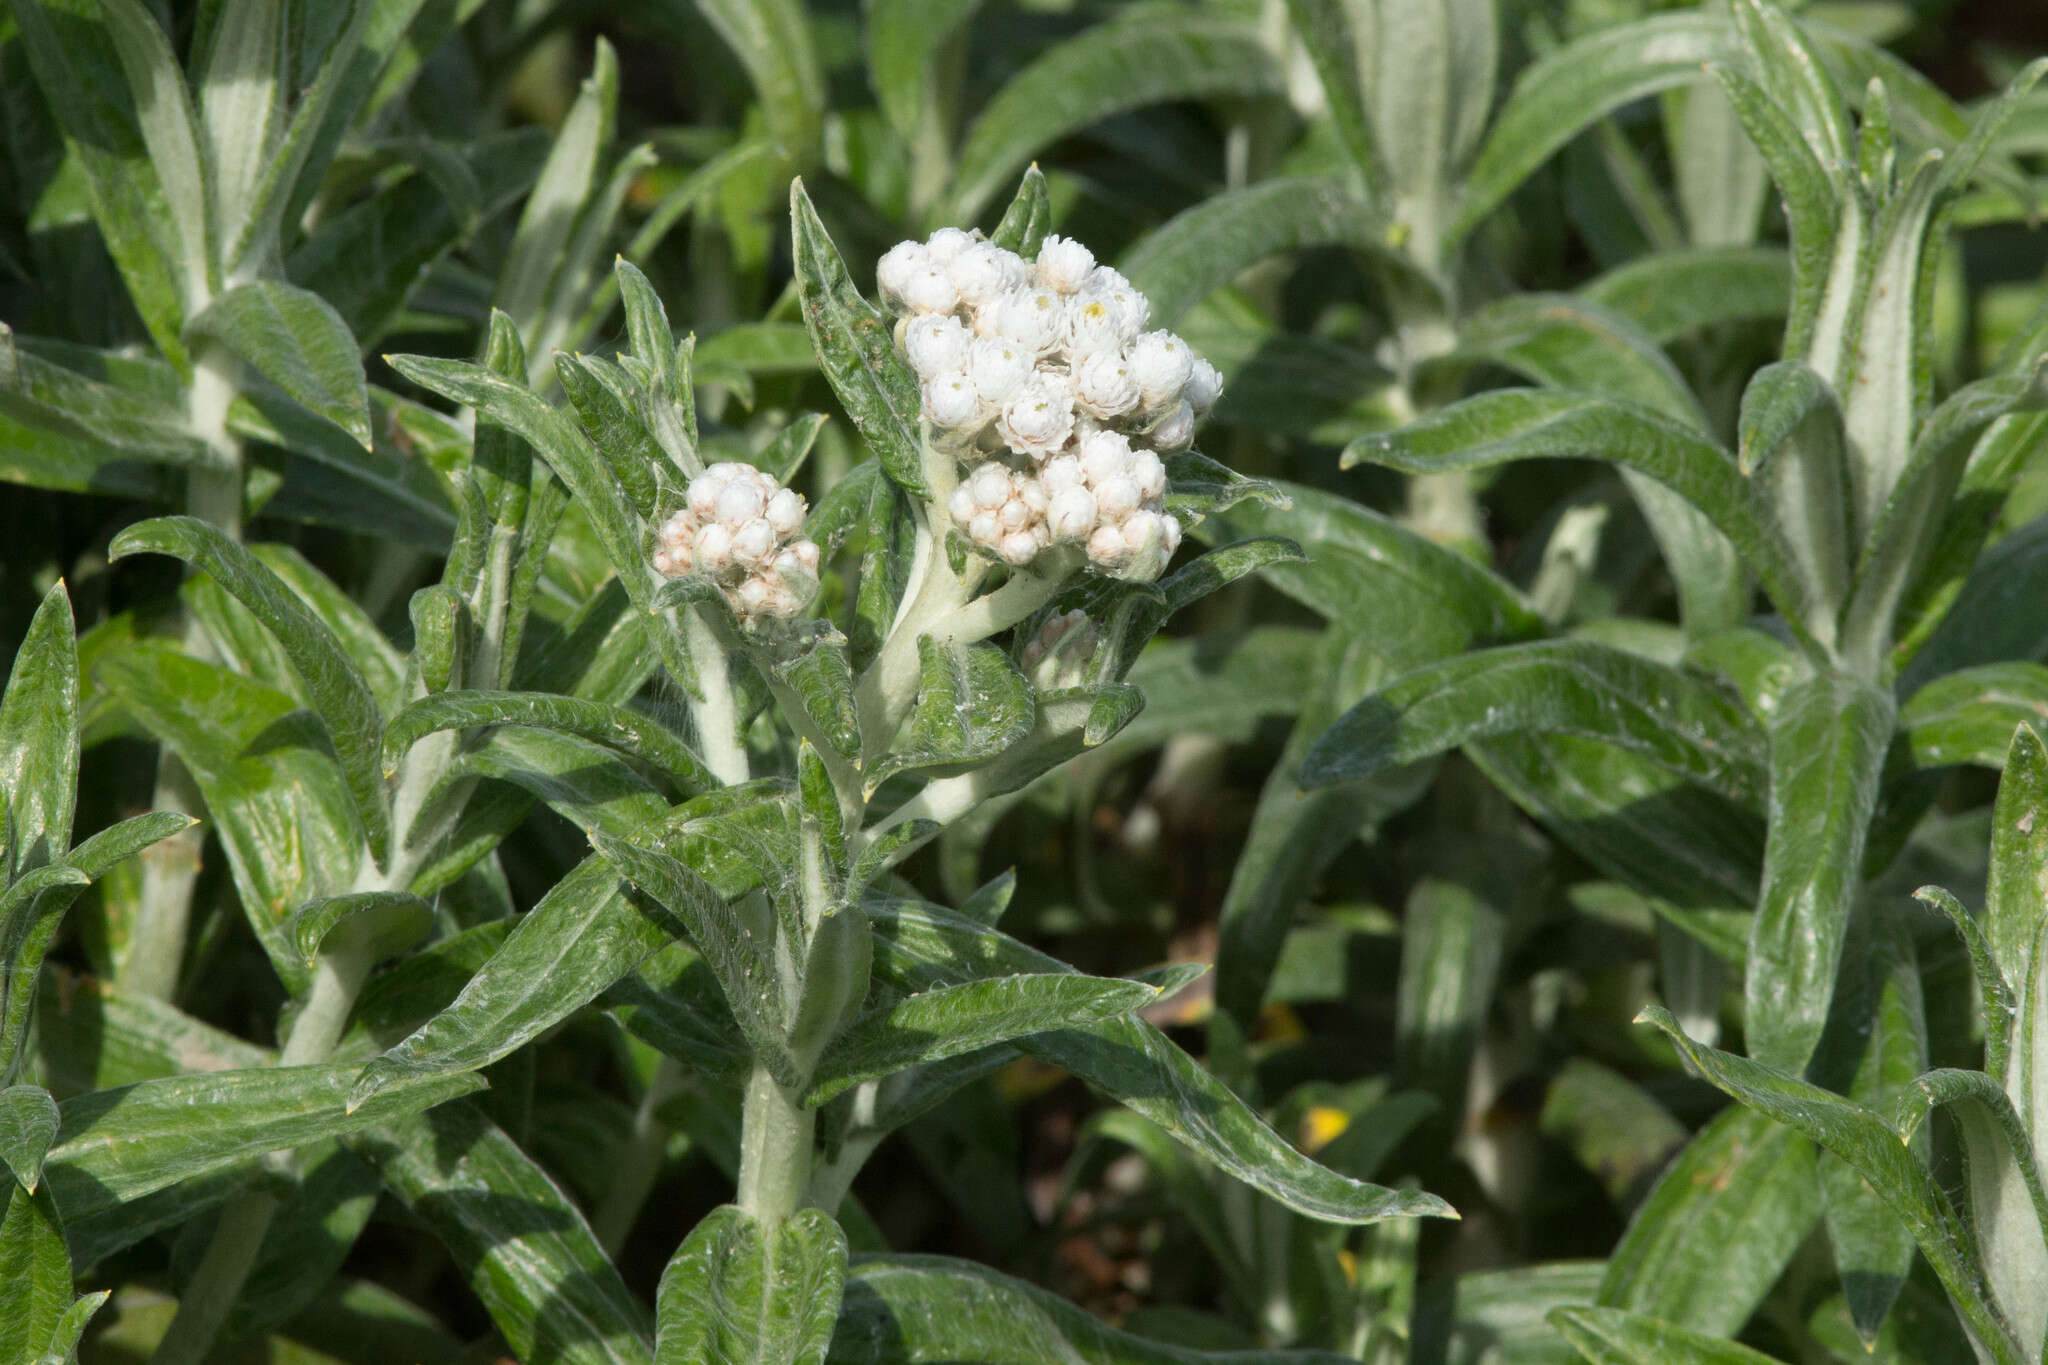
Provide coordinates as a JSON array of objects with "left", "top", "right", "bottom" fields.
[
  {"left": 866, "top": 638, "right": 1033, "bottom": 789},
  {"left": 657, "top": 1205, "right": 845, "bottom": 1365},
  {"left": 384, "top": 690, "right": 718, "bottom": 795},
  {"left": 1580, "top": 247, "right": 1790, "bottom": 344},
  {"left": 1, "top": 584, "right": 78, "bottom": 881},
  {"left": 0, "top": 1086, "right": 59, "bottom": 1193},
  {"left": 0, "top": 1181, "right": 71, "bottom": 1364},
  {"left": 0, "top": 867, "right": 92, "bottom": 1083},
  {"left": 1900, "top": 667, "right": 2048, "bottom": 770},
  {"left": 986, "top": 165, "right": 1051, "bottom": 257},
  {"left": 288, "top": 891, "right": 432, "bottom": 966},
  {"left": 187, "top": 281, "right": 372, "bottom": 448},
  {"left": 1550, "top": 1307, "right": 1786, "bottom": 1364}
]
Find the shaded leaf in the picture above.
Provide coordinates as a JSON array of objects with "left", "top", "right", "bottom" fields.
[{"left": 657, "top": 1205, "right": 845, "bottom": 1365}]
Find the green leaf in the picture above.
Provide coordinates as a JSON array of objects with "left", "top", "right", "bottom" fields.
[
  {"left": 0, "top": 866, "right": 92, "bottom": 1084},
  {"left": 808, "top": 973, "right": 1159, "bottom": 1105},
  {"left": 1900, "top": 666, "right": 2048, "bottom": 770},
  {"left": 789, "top": 180, "right": 930, "bottom": 499},
  {"left": 33, "top": 966, "right": 274, "bottom": 1094},
  {"left": 946, "top": 12, "right": 1285, "bottom": 224},
  {"left": 1, "top": 583, "right": 78, "bottom": 881},
  {"left": 195, "top": 0, "right": 285, "bottom": 264},
  {"left": 0, "top": 1181, "right": 72, "bottom": 1365},
  {"left": 226, "top": 1141, "right": 382, "bottom": 1337},
  {"left": 1991, "top": 726, "right": 2048, "bottom": 1137},
  {"left": 1454, "top": 13, "right": 1733, "bottom": 247},
  {"left": 288, "top": 891, "right": 432, "bottom": 967},
  {"left": 1894, "top": 1068, "right": 2048, "bottom": 1356},
  {"left": 1550, "top": 1307, "right": 1787, "bottom": 1364},
  {"left": 0, "top": 334, "right": 214, "bottom": 492},
  {"left": 43, "top": 1063, "right": 483, "bottom": 1220},
  {"left": 657, "top": 1205, "right": 845, "bottom": 1365},
  {"left": 1279, "top": 0, "right": 1380, "bottom": 193},
  {"left": 832, "top": 1254, "right": 1358, "bottom": 1364},
  {"left": 690, "top": 0, "right": 823, "bottom": 160},
  {"left": 1746, "top": 672, "right": 1895, "bottom": 1074},
  {"left": 986, "top": 164, "right": 1051, "bottom": 257},
  {"left": 1579, "top": 247, "right": 1790, "bottom": 344},
  {"left": 353, "top": 1100, "right": 655, "bottom": 1365},
  {"left": 1636, "top": 1006, "right": 2022, "bottom": 1362},
  {"left": 0, "top": 1086, "right": 59, "bottom": 1193},
  {"left": 866, "top": 638, "right": 1033, "bottom": 791},
  {"left": 98, "top": 0, "right": 211, "bottom": 306},
  {"left": 1343, "top": 392, "right": 1813, "bottom": 646},
  {"left": 1539, "top": 1060, "right": 1685, "bottom": 1206},
  {"left": 1303, "top": 641, "right": 1764, "bottom": 805},
  {"left": 1736, "top": 360, "right": 1850, "bottom": 615},
  {"left": 1598, "top": 1106, "right": 1816, "bottom": 1336},
  {"left": 1121, "top": 178, "right": 1400, "bottom": 328},
  {"left": 384, "top": 690, "right": 717, "bottom": 796},
  {"left": 774, "top": 639, "right": 863, "bottom": 763},
  {"left": 39, "top": 1288, "right": 109, "bottom": 1365},
  {"left": 495, "top": 38, "right": 618, "bottom": 347},
  {"left": 109, "top": 516, "right": 387, "bottom": 850},
  {"left": 187, "top": 281, "right": 372, "bottom": 448}
]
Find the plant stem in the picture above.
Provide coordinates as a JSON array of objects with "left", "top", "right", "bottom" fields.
[
  {"left": 735, "top": 1062, "right": 815, "bottom": 1225},
  {"left": 148, "top": 1191, "right": 279, "bottom": 1365}
]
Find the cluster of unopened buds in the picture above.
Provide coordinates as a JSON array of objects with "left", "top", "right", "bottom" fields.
[
  {"left": 876, "top": 228, "right": 1221, "bottom": 581},
  {"left": 652, "top": 462, "right": 820, "bottom": 622}
]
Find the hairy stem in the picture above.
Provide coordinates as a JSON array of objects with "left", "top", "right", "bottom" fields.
[
  {"left": 148, "top": 1191, "right": 278, "bottom": 1365},
  {"left": 736, "top": 1063, "right": 815, "bottom": 1226}
]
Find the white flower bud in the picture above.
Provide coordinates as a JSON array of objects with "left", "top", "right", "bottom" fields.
[
  {"left": 1160, "top": 514, "right": 1182, "bottom": 557},
  {"left": 1071, "top": 351, "right": 1139, "bottom": 420},
  {"left": 924, "top": 227, "right": 975, "bottom": 265},
  {"left": 1095, "top": 476, "right": 1140, "bottom": 520},
  {"left": 731, "top": 519, "right": 778, "bottom": 567},
  {"left": 1149, "top": 399, "right": 1196, "bottom": 452},
  {"left": 1078, "top": 428, "right": 1134, "bottom": 485},
  {"left": 1034, "top": 234, "right": 1096, "bottom": 293},
  {"left": 904, "top": 313, "right": 972, "bottom": 377},
  {"left": 966, "top": 339, "right": 1034, "bottom": 406},
  {"left": 1048, "top": 485, "right": 1098, "bottom": 541},
  {"left": 968, "top": 462, "right": 1013, "bottom": 510},
  {"left": 734, "top": 575, "right": 775, "bottom": 615},
  {"left": 686, "top": 472, "right": 724, "bottom": 519},
  {"left": 922, "top": 371, "right": 985, "bottom": 431},
  {"left": 765, "top": 488, "right": 806, "bottom": 537},
  {"left": 969, "top": 511, "right": 1001, "bottom": 545},
  {"left": 998, "top": 530, "right": 1040, "bottom": 566},
  {"left": 949, "top": 483, "right": 978, "bottom": 526},
  {"left": 984, "top": 286, "right": 1065, "bottom": 355},
  {"left": 1064, "top": 295, "right": 1126, "bottom": 358},
  {"left": 876, "top": 241, "right": 929, "bottom": 308},
  {"left": 1129, "top": 449, "right": 1167, "bottom": 502},
  {"left": 1018, "top": 477, "right": 1049, "bottom": 515},
  {"left": 1186, "top": 356, "right": 1223, "bottom": 414},
  {"left": 1130, "top": 331, "right": 1194, "bottom": 407},
  {"left": 998, "top": 497, "right": 1033, "bottom": 531},
  {"left": 1087, "top": 523, "right": 1129, "bottom": 569},
  {"left": 996, "top": 378, "right": 1076, "bottom": 458},
  {"left": 694, "top": 521, "right": 733, "bottom": 571},
  {"left": 716, "top": 479, "right": 766, "bottom": 526},
  {"left": 1042, "top": 453, "right": 1085, "bottom": 494},
  {"left": 790, "top": 540, "right": 821, "bottom": 576},
  {"left": 948, "top": 243, "right": 1014, "bottom": 310},
  {"left": 903, "top": 266, "right": 959, "bottom": 315}
]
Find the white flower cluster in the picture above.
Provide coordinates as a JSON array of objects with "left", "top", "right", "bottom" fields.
[
  {"left": 652, "top": 462, "right": 820, "bottom": 623},
  {"left": 876, "top": 228, "right": 1222, "bottom": 580}
]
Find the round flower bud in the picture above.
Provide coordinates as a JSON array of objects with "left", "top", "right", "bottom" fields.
[
  {"left": 968, "top": 462, "right": 1012, "bottom": 510},
  {"left": 876, "top": 240, "right": 928, "bottom": 308},
  {"left": 686, "top": 472, "right": 724, "bottom": 519},
  {"left": 903, "top": 266, "right": 959, "bottom": 316},
  {"left": 1078, "top": 428, "right": 1134, "bottom": 486},
  {"left": 904, "top": 313, "right": 972, "bottom": 377},
  {"left": 998, "top": 497, "right": 1032, "bottom": 531},
  {"left": 1186, "top": 356, "right": 1223, "bottom": 414},
  {"left": 967, "top": 339, "right": 1034, "bottom": 406},
  {"left": 653, "top": 547, "right": 682, "bottom": 576},
  {"left": 731, "top": 519, "right": 778, "bottom": 567},
  {"left": 922, "top": 371, "right": 985, "bottom": 431},
  {"left": 790, "top": 540, "right": 821, "bottom": 576},
  {"left": 734, "top": 575, "right": 775, "bottom": 615},
  {"left": 948, "top": 483, "right": 978, "bottom": 526},
  {"left": 693, "top": 521, "right": 734, "bottom": 571},
  {"left": 1095, "top": 475, "right": 1141, "bottom": 520},
  {"left": 1048, "top": 485, "right": 1098, "bottom": 541},
  {"left": 771, "top": 546, "right": 815, "bottom": 584},
  {"left": 1129, "top": 449, "right": 1167, "bottom": 502},
  {"left": 948, "top": 243, "right": 1014, "bottom": 309},
  {"left": 968, "top": 511, "right": 1001, "bottom": 545},
  {"left": 924, "top": 227, "right": 975, "bottom": 265},
  {"left": 1018, "top": 476, "right": 1049, "bottom": 515},
  {"left": 1149, "top": 399, "right": 1196, "bottom": 452},
  {"left": 765, "top": 488, "right": 806, "bottom": 537},
  {"left": 1072, "top": 351, "right": 1139, "bottom": 420},
  {"left": 1041, "top": 453, "right": 1085, "bottom": 494},
  {"left": 1130, "top": 331, "right": 1195, "bottom": 407},
  {"left": 716, "top": 479, "right": 765, "bottom": 526},
  {"left": 1087, "top": 523, "right": 1129, "bottom": 569},
  {"left": 998, "top": 530, "right": 1040, "bottom": 566},
  {"left": 984, "top": 287, "right": 1065, "bottom": 355},
  {"left": 1160, "top": 514, "right": 1183, "bottom": 557},
  {"left": 1034, "top": 234, "right": 1096, "bottom": 294},
  {"left": 996, "top": 379, "right": 1076, "bottom": 458}
]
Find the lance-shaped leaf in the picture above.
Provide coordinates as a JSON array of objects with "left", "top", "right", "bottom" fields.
[
  {"left": 109, "top": 517, "right": 388, "bottom": 850},
  {"left": 97, "top": 0, "right": 211, "bottom": 309},
  {"left": 352, "top": 1101, "right": 654, "bottom": 1365},
  {"left": 384, "top": 690, "right": 717, "bottom": 795},
  {"left": 0, "top": 1181, "right": 73, "bottom": 1364},
  {"left": 44, "top": 1063, "right": 483, "bottom": 1219},
  {"left": 986, "top": 165, "right": 1051, "bottom": 257},
  {"left": 1549, "top": 1306, "right": 1786, "bottom": 1364},
  {"left": 1637, "top": 1006, "right": 2022, "bottom": 1362},
  {"left": 790, "top": 180, "right": 929, "bottom": 498},
  {"left": 1, "top": 583, "right": 77, "bottom": 881},
  {"left": 692, "top": 0, "right": 823, "bottom": 159},
  {"left": 833, "top": 1254, "right": 1358, "bottom": 1364},
  {"left": 1900, "top": 667, "right": 2048, "bottom": 771},
  {"left": 288, "top": 891, "right": 432, "bottom": 967},
  {"left": 1895, "top": 1069, "right": 2048, "bottom": 1356},
  {"left": 1597, "top": 1107, "right": 1816, "bottom": 1337},
  {"left": 807, "top": 973, "right": 1160, "bottom": 1105},
  {"left": 657, "top": 1205, "right": 844, "bottom": 1365},
  {"left": 0, "top": 867, "right": 89, "bottom": 1085},
  {"left": 1579, "top": 246, "right": 1790, "bottom": 345},
  {"left": 775, "top": 639, "right": 863, "bottom": 762},
  {"left": 1746, "top": 672, "right": 1893, "bottom": 1074},
  {"left": 946, "top": 11, "right": 1284, "bottom": 223},
  {"left": 865, "top": 638, "right": 1033, "bottom": 791},
  {"left": 1343, "top": 391, "right": 1813, "bottom": 648},
  {"left": 0, "top": 1086, "right": 58, "bottom": 1194},
  {"left": 1737, "top": 361, "right": 1850, "bottom": 618},
  {"left": 444, "top": 725, "right": 669, "bottom": 840},
  {"left": 1303, "top": 641, "right": 1764, "bottom": 806},
  {"left": 187, "top": 281, "right": 373, "bottom": 449}
]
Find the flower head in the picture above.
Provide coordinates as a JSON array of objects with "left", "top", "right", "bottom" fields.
[{"left": 654, "top": 463, "right": 819, "bottom": 624}]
